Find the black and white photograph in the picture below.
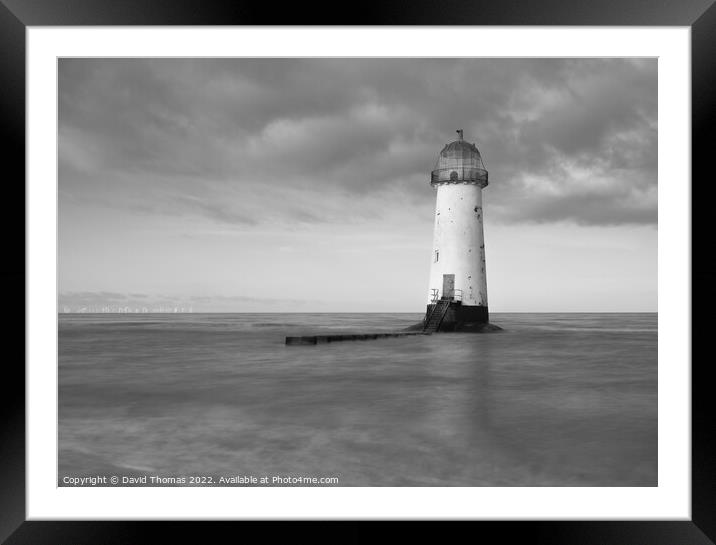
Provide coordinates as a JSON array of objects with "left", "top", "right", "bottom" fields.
[{"left": 57, "top": 57, "right": 658, "bottom": 488}]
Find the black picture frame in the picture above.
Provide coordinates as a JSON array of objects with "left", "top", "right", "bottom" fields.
[{"left": 3, "top": 1, "right": 713, "bottom": 542}]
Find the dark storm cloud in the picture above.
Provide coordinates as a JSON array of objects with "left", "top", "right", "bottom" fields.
[{"left": 59, "top": 58, "right": 657, "bottom": 226}]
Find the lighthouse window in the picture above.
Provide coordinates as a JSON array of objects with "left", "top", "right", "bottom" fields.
[{"left": 434, "top": 250, "right": 439, "bottom": 262}]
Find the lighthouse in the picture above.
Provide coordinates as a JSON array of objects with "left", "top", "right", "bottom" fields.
[{"left": 423, "top": 130, "right": 491, "bottom": 332}]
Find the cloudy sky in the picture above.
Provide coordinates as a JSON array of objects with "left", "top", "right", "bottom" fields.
[{"left": 58, "top": 58, "right": 657, "bottom": 313}]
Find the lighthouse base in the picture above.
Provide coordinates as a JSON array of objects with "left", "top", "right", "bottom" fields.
[{"left": 421, "top": 302, "right": 500, "bottom": 332}]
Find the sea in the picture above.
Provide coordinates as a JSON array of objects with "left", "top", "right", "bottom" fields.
[{"left": 58, "top": 312, "right": 657, "bottom": 487}]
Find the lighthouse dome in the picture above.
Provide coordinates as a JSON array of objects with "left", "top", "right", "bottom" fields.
[{"left": 431, "top": 133, "right": 488, "bottom": 187}]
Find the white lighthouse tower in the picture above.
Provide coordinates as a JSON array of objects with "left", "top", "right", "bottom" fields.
[{"left": 423, "top": 130, "right": 490, "bottom": 332}]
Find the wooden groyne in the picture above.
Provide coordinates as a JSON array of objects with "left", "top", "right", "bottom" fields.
[{"left": 286, "top": 331, "right": 424, "bottom": 346}]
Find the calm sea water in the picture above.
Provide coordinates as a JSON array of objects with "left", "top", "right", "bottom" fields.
[{"left": 58, "top": 313, "right": 657, "bottom": 486}]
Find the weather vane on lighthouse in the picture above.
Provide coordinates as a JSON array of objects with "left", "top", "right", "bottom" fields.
[{"left": 422, "top": 130, "right": 498, "bottom": 333}]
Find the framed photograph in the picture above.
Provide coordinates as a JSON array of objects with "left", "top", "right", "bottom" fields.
[{"left": 4, "top": 0, "right": 713, "bottom": 542}]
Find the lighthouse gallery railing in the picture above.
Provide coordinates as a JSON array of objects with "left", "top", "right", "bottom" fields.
[{"left": 430, "top": 166, "right": 488, "bottom": 185}]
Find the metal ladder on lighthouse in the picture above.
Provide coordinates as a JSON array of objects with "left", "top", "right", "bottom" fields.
[{"left": 422, "top": 299, "right": 451, "bottom": 334}]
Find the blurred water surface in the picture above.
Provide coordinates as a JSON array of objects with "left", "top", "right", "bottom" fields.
[{"left": 59, "top": 312, "right": 657, "bottom": 486}]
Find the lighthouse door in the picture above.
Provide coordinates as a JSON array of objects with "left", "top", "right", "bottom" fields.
[{"left": 442, "top": 274, "right": 455, "bottom": 300}]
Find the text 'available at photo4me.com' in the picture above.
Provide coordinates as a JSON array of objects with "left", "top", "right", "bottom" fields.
[{"left": 61, "top": 474, "right": 340, "bottom": 486}]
